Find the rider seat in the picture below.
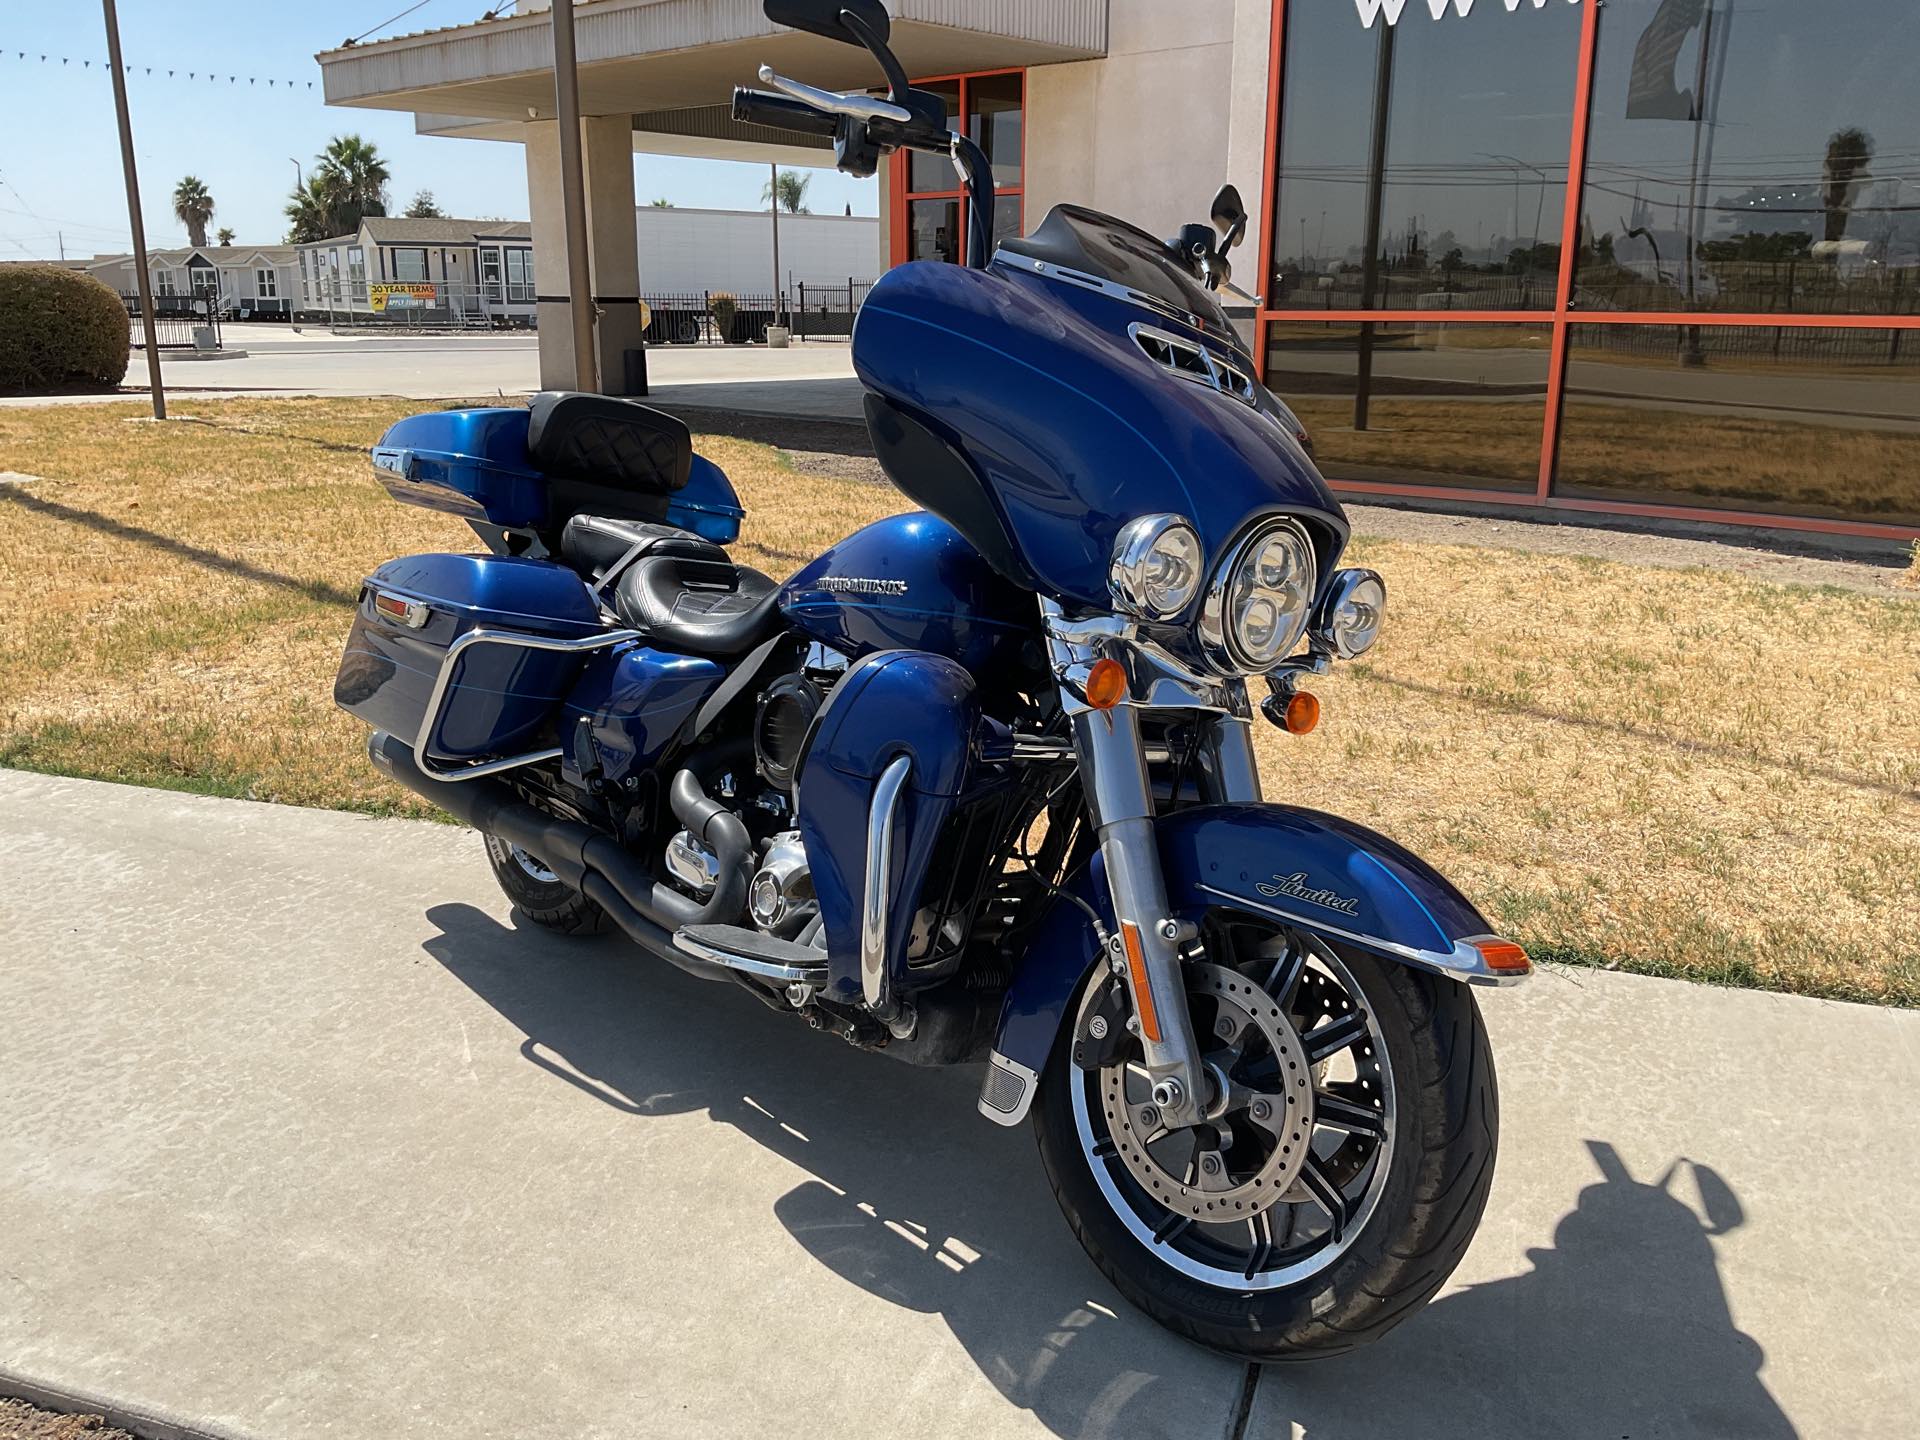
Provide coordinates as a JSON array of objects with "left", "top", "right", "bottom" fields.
[{"left": 610, "top": 554, "right": 782, "bottom": 657}]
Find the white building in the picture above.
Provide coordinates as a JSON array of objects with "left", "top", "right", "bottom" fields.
[
  {"left": 634, "top": 205, "right": 878, "bottom": 295},
  {"left": 291, "top": 217, "right": 537, "bottom": 325},
  {"left": 82, "top": 245, "right": 300, "bottom": 320}
]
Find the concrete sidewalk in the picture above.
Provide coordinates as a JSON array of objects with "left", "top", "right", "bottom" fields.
[{"left": 1, "top": 771, "right": 1914, "bottom": 1439}]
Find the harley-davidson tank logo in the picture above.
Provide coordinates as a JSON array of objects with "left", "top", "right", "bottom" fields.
[
  {"left": 1255, "top": 872, "right": 1361, "bottom": 916},
  {"left": 817, "top": 576, "right": 908, "bottom": 596}
]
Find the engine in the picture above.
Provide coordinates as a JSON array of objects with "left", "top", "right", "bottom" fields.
[{"left": 662, "top": 642, "right": 849, "bottom": 945}]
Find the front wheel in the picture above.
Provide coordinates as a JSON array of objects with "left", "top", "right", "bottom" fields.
[{"left": 1033, "top": 921, "right": 1497, "bottom": 1361}]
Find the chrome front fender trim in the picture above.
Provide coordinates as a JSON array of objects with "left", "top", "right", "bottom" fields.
[
  {"left": 861, "top": 753, "right": 915, "bottom": 1013},
  {"left": 1196, "top": 883, "right": 1532, "bottom": 987}
]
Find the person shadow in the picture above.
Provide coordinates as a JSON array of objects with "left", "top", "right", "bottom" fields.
[{"left": 420, "top": 901, "right": 1797, "bottom": 1440}]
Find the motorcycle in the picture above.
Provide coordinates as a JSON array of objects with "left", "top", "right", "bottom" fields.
[{"left": 333, "top": 0, "right": 1529, "bottom": 1361}]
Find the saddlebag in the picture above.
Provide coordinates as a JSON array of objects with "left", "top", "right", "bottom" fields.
[{"left": 334, "top": 553, "right": 608, "bottom": 763}]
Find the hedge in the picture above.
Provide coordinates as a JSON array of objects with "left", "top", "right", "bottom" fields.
[{"left": 0, "top": 265, "right": 131, "bottom": 393}]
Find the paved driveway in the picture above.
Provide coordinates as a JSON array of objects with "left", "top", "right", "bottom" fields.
[{"left": 1, "top": 771, "right": 1914, "bottom": 1438}]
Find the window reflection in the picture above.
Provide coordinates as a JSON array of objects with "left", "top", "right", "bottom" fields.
[
  {"left": 1556, "top": 325, "right": 1920, "bottom": 523},
  {"left": 1576, "top": 0, "right": 1920, "bottom": 314},
  {"left": 909, "top": 82, "right": 961, "bottom": 194},
  {"left": 908, "top": 198, "right": 960, "bottom": 264},
  {"left": 1269, "top": 3, "right": 1580, "bottom": 311},
  {"left": 1264, "top": 322, "right": 1552, "bottom": 492},
  {"left": 969, "top": 73, "right": 1023, "bottom": 189}
]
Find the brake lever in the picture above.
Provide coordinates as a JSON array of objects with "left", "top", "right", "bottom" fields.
[{"left": 757, "top": 65, "right": 911, "bottom": 125}]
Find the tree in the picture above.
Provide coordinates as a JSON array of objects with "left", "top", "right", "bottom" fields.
[
  {"left": 172, "top": 176, "right": 214, "bottom": 249},
  {"left": 216, "top": 227, "right": 235, "bottom": 246},
  {"left": 648, "top": 197, "right": 674, "bottom": 207},
  {"left": 1821, "top": 127, "right": 1875, "bottom": 243},
  {"left": 283, "top": 136, "right": 392, "bottom": 242},
  {"left": 761, "top": 169, "right": 811, "bottom": 214},
  {"left": 404, "top": 190, "right": 445, "bottom": 219}
]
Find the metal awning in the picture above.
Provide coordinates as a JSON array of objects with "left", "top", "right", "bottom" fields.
[{"left": 318, "top": 0, "right": 1107, "bottom": 124}]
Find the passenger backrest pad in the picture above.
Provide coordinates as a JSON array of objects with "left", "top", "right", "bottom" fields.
[{"left": 526, "top": 392, "right": 692, "bottom": 494}]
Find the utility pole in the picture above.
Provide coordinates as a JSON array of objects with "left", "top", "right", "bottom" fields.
[
  {"left": 769, "top": 163, "right": 784, "bottom": 328},
  {"left": 102, "top": 0, "right": 163, "bottom": 419},
  {"left": 551, "top": 0, "right": 598, "bottom": 391}
]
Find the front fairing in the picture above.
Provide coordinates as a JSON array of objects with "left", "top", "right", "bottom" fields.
[{"left": 852, "top": 216, "right": 1348, "bottom": 626}]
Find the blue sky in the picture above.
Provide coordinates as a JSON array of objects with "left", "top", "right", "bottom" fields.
[{"left": 0, "top": 0, "right": 877, "bottom": 260}]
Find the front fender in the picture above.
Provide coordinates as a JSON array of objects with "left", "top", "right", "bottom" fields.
[{"left": 978, "top": 803, "right": 1527, "bottom": 1126}]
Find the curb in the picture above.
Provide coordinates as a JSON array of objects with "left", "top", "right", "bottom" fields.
[{"left": 1, "top": 1365, "right": 265, "bottom": 1440}]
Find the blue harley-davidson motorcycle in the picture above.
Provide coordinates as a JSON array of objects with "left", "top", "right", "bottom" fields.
[{"left": 334, "top": 0, "right": 1531, "bottom": 1360}]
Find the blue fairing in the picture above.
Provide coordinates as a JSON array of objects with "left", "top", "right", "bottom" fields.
[
  {"left": 851, "top": 257, "right": 1347, "bottom": 615},
  {"left": 992, "top": 803, "right": 1503, "bottom": 1079},
  {"left": 779, "top": 512, "right": 1033, "bottom": 675},
  {"left": 795, "top": 650, "right": 980, "bottom": 1003}
]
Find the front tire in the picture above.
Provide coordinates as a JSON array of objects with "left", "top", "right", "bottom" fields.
[
  {"left": 481, "top": 833, "right": 610, "bottom": 935},
  {"left": 1033, "top": 925, "right": 1497, "bottom": 1361}
]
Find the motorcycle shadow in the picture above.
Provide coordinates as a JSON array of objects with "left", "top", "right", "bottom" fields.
[
  {"left": 421, "top": 902, "right": 1243, "bottom": 1438},
  {"left": 422, "top": 903, "right": 1797, "bottom": 1440},
  {"left": 1251, "top": 1140, "right": 1799, "bottom": 1439}
]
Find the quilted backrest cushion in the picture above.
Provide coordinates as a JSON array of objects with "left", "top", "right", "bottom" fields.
[{"left": 525, "top": 392, "right": 692, "bottom": 494}]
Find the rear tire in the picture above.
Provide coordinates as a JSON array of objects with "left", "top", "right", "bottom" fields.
[
  {"left": 1033, "top": 934, "right": 1497, "bottom": 1361},
  {"left": 481, "top": 833, "right": 610, "bottom": 936}
]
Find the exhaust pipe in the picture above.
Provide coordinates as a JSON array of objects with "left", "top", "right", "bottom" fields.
[{"left": 369, "top": 730, "right": 751, "bottom": 981}]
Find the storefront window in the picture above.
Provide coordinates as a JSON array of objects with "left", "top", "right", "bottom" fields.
[
  {"left": 1268, "top": 2, "right": 1581, "bottom": 311},
  {"left": 1575, "top": 0, "right": 1920, "bottom": 315},
  {"left": 1263, "top": 321, "right": 1553, "bottom": 493},
  {"left": 1557, "top": 325, "right": 1920, "bottom": 524},
  {"left": 894, "top": 71, "right": 1023, "bottom": 266}
]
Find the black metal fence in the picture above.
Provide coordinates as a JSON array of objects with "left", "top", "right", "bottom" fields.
[
  {"left": 123, "top": 296, "right": 221, "bottom": 351},
  {"left": 641, "top": 282, "right": 873, "bottom": 345}
]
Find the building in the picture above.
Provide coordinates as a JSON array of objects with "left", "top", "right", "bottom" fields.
[
  {"left": 315, "top": 0, "right": 1919, "bottom": 541},
  {"left": 81, "top": 246, "right": 300, "bottom": 319},
  {"left": 635, "top": 205, "right": 878, "bottom": 295},
  {"left": 292, "top": 217, "right": 537, "bottom": 325}
]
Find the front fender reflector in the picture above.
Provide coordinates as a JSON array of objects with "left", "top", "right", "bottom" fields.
[
  {"left": 1119, "top": 922, "right": 1163, "bottom": 1042},
  {"left": 1472, "top": 938, "right": 1532, "bottom": 975}
]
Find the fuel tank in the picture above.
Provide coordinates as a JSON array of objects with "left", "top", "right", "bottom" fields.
[{"left": 777, "top": 512, "right": 1035, "bottom": 678}]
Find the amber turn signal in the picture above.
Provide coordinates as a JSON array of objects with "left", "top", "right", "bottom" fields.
[
  {"left": 1472, "top": 939, "right": 1532, "bottom": 975},
  {"left": 1282, "top": 689, "right": 1320, "bottom": 734},
  {"left": 1084, "top": 657, "right": 1128, "bottom": 711}
]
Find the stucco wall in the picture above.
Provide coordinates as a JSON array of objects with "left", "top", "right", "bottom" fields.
[{"left": 1023, "top": 0, "right": 1272, "bottom": 252}]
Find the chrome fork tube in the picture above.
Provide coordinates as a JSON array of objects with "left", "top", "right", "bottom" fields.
[
  {"left": 1072, "top": 705, "right": 1210, "bottom": 1129},
  {"left": 1198, "top": 712, "right": 1262, "bottom": 803}
]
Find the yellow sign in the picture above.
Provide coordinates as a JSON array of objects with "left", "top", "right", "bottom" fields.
[{"left": 369, "top": 282, "right": 437, "bottom": 312}]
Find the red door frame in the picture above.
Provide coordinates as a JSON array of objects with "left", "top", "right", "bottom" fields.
[
  {"left": 888, "top": 67, "right": 1027, "bottom": 268},
  {"left": 1251, "top": 0, "right": 1920, "bottom": 542}
]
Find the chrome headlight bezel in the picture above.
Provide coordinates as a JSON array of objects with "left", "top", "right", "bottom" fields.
[
  {"left": 1198, "top": 517, "right": 1319, "bottom": 676},
  {"left": 1314, "top": 567, "right": 1387, "bottom": 659},
  {"left": 1109, "top": 513, "right": 1204, "bottom": 621}
]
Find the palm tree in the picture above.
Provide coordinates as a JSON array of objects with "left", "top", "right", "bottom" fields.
[
  {"left": 172, "top": 176, "right": 214, "bottom": 248},
  {"left": 761, "top": 169, "right": 811, "bottom": 214},
  {"left": 314, "top": 134, "right": 391, "bottom": 234},
  {"left": 216, "top": 227, "right": 235, "bottom": 246},
  {"left": 284, "top": 173, "right": 343, "bottom": 244}
]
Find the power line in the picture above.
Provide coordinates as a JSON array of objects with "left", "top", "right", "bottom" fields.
[{"left": 343, "top": 0, "right": 439, "bottom": 47}]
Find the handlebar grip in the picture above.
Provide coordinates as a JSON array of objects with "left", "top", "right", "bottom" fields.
[{"left": 731, "top": 86, "right": 840, "bottom": 138}]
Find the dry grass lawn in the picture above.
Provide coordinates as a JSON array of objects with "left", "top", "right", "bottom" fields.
[{"left": 1, "top": 397, "right": 1915, "bottom": 1005}]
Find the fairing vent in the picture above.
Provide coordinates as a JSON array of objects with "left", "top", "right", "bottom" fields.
[{"left": 1130, "top": 323, "right": 1258, "bottom": 408}]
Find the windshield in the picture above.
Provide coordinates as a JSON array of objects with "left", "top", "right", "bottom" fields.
[{"left": 997, "top": 204, "right": 1236, "bottom": 342}]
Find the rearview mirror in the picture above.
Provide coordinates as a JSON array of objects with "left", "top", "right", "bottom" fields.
[
  {"left": 763, "top": 0, "right": 892, "bottom": 46},
  {"left": 1210, "top": 183, "right": 1248, "bottom": 253}
]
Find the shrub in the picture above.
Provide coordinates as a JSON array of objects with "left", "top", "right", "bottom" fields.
[
  {"left": 0, "top": 265, "right": 131, "bottom": 393},
  {"left": 708, "top": 290, "right": 738, "bottom": 343}
]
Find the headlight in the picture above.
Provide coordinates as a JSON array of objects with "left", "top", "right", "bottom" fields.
[
  {"left": 1316, "top": 568, "right": 1386, "bottom": 658},
  {"left": 1199, "top": 519, "right": 1318, "bottom": 674},
  {"left": 1109, "top": 513, "right": 1203, "bottom": 619}
]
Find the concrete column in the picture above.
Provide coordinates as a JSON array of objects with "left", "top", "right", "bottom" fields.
[{"left": 525, "top": 114, "right": 644, "bottom": 394}]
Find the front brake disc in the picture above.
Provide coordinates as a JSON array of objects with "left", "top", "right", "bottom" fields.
[{"left": 1099, "top": 963, "right": 1315, "bottom": 1223}]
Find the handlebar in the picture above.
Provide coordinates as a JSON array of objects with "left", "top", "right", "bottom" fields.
[{"left": 730, "top": 85, "right": 840, "bottom": 137}]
